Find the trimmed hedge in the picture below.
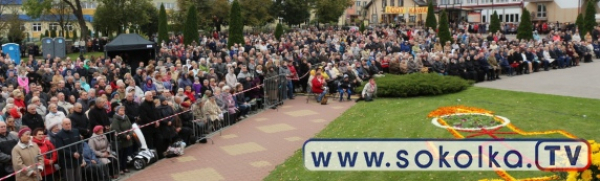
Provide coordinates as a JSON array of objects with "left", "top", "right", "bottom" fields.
[{"left": 361, "top": 74, "right": 473, "bottom": 98}]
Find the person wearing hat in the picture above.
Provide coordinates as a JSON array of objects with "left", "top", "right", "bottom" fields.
[
  {"left": 111, "top": 106, "right": 133, "bottom": 174},
  {"left": 202, "top": 93, "right": 223, "bottom": 130},
  {"left": 88, "top": 125, "right": 118, "bottom": 178},
  {"left": 337, "top": 74, "right": 353, "bottom": 102},
  {"left": 156, "top": 96, "right": 176, "bottom": 158},
  {"left": 11, "top": 127, "right": 43, "bottom": 181},
  {"left": 175, "top": 102, "right": 194, "bottom": 146}
]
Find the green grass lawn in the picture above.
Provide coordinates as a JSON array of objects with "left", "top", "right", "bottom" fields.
[{"left": 264, "top": 87, "right": 600, "bottom": 181}]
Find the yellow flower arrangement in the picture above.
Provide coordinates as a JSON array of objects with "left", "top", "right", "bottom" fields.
[
  {"left": 429, "top": 106, "right": 583, "bottom": 181},
  {"left": 428, "top": 105, "right": 494, "bottom": 118},
  {"left": 566, "top": 140, "right": 600, "bottom": 181}
]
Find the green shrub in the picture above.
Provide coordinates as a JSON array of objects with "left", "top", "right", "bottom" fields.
[{"left": 360, "top": 73, "right": 473, "bottom": 98}]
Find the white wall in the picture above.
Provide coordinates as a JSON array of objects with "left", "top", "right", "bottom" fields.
[{"left": 480, "top": 6, "right": 522, "bottom": 23}]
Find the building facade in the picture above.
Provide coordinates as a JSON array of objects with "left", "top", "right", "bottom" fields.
[
  {"left": 436, "top": 0, "right": 524, "bottom": 25},
  {"left": 1, "top": 0, "right": 177, "bottom": 42},
  {"left": 523, "top": 0, "right": 583, "bottom": 23},
  {"left": 339, "top": 0, "right": 369, "bottom": 25}
]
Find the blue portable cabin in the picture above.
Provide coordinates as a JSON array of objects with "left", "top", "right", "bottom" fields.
[{"left": 1, "top": 43, "right": 21, "bottom": 64}]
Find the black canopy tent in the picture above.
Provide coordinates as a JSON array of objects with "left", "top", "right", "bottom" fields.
[{"left": 104, "top": 33, "right": 157, "bottom": 73}]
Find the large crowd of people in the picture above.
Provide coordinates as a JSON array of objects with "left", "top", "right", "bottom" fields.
[{"left": 0, "top": 19, "right": 597, "bottom": 181}]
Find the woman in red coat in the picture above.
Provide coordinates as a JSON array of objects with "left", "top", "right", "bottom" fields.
[
  {"left": 311, "top": 73, "right": 328, "bottom": 103},
  {"left": 32, "top": 128, "right": 58, "bottom": 180},
  {"left": 184, "top": 86, "right": 196, "bottom": 103}
]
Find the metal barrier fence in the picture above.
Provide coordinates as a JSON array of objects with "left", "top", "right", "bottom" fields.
[
  {"left": 33, "top": 131, "right": 119, "bottom": 181},
  {"left": 263, "top": 74, "right": 288, "bottom": 109},
  {"left": 1, "top": 73, "right": 304, "bottom": 181}
]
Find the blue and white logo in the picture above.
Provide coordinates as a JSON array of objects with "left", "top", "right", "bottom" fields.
[{"left": 303, "top": 139, "right": 590, "bottom": 171}]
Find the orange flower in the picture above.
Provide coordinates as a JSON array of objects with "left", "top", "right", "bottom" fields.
[
  {"left": 432, "top": 106, "right": 574, "bottom": 181},
  {"left": 428, "top": 105, "right": 494, "bottom": 118}
]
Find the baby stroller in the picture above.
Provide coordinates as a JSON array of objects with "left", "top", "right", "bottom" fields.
[{"left": 127, "top": 123, "right": 158, "bottom": 170}]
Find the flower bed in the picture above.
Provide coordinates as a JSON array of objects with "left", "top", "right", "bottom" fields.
[
  {"left": 428, "top": 105, "right": 578, "bottom": 181},
  {"left": 566, "top": 140, "right": 600, "bottom": 181},
  {"left": 431, "top": 113, "right": 511, "bottom": 131}
]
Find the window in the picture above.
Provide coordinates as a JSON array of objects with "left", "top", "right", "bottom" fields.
[
  {"left": 382, "top": 0, "right": 386, "bottom": 8},
  {"left": 515, "top": 14, "right": 519, "bottom": 22},
  {"left": 50, "top": 23, "right": 59, "bottom": 30},
  {"left": 498, "top": 14, "right": 502, "bottom": 22},
  {"left": 363, "top": 1, "right": 367, "bottom": 6},
  {"left": 65, "top": 23, "right": 73, "bottom": 31},
  {"left": 32, "top": 23, "right": 41, "bottom": 32},
  {"left": 81, "top": 2, "right": 96, "bottom": 9},
  {"left": 537, "top": 4, "right": 546, "bottom": 18},
  {"left": 356, "top": 1, "right": 361, "bottom": 7},
  {"left": 510, "top": 14, "right": 514, "bottom": 22},
  {"left": 161, "top": 3, "right": 175, "bottom": 9},
  {"left": 399, "top": 0, "right": 403, "bottom": 6},
  {"left": 390, "top": 0, "right": 394, "bottom": 6},
  {"left": 372, "top": 14, "right": 378, "bottom": 23},
  {"left": 20, "top": 24, "right": 25, "bottom": 31},
  {"left": 482, "top": 15, "right": 486, "bottom": 23}
]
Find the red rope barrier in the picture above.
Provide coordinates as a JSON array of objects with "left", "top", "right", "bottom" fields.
[{"left": 0, "top": 163, "right": 42, "bottom": 181}]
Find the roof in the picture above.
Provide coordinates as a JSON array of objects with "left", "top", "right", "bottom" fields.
[
  {"left": 0, "top": 14, "right": 94, "bottom": 22},
  {"left": 105, "top": 33, "right": 156, "bottom": 52},
  {"left": 0, "top": 0, "right": 22, "bottom": 5}
]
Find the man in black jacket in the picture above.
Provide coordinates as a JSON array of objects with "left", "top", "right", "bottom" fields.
[
  {"left": 22, "top": 104, "right": 45, "bottom": 130},
  {"left": 69, "top": 103, "right": 91, "bottom": 139},
  {"left": 139, "top": 91, "right": 160, "bottom": 150},
  {"left": 53, "top": 118, "right": 83, "bottom": 181},
  {"left": 88, "top": 97, "right": 111, "bottom": 132},
  {"left": 122, "top": 92, "right": 140, "bottom": 122},
  {"left": 176, "top": 102, "right": 194, "bottom": 146},
  {"left": 0, "top": 121, "right": 18, "bottom": 181}
]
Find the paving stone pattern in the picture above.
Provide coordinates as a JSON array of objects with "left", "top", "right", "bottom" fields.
[{"left": 122, "top": 98, "right": 354, "bottom": 181}]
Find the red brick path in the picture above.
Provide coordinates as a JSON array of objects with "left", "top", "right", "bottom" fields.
[{"left": 122, "top": 98, "right": 354, "bottom": 181}]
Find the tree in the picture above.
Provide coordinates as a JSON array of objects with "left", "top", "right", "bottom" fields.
[
  {"left": 44, "top": 30, "right": 49, "bottom": 37},
  {"left": 516, "top": 8, "right": 533, "bottom": 40},
  {"left": 240, "top": 0, "right": 273, "bottom": 27},
  {"left": 48, "top": 1, "right": 75, "bottom": 37},
  {"left": 489, "top": 11, "right": 500, "bottom": 34},
  {"left": 176, "top": 0, "right": 230, "bottom": 30},
  {"left": 183, "top": 5, "right": 199, "bottom": 45},
  {"left": 576, "top": 14, "right": 584, "bottom": 36},
  {"left": 66, "top": 30, "right": 70, "bottom": 38},
  {"left": 274, "top": 23, "right": 283, "bottom": 40},
  {"left": 359, "top": 21, "right": 365, "bottom": 33},
  {"left": 583, "top": 0, "right": 597, "bottom": 37},
  {"left": 314, "top": 0, "right": 353, "bottom": 24},
  {"left": 93, "top": 0, "right": 154, "bottom": 37},
  {"left": 6, "top": 13, "right": 24, "bottom": 43},
  {"left": 50, "top": 28, "right": 57, "bottom": 38},
  {"left": 281, "top": 0, "right": 310, "bottom": 25},
  {"left": 269, "top": 0, "right": 283, "bottom": 18},
  {"left": 139, "top": 3, "right": 159, "bottom": 37},
  {"left": 425, "top": 0, "right": 436, "bottom": 30},
  {"left": 438, "top": 10, "right": 452, "bottom": 44},
  {"left": 23, "top": 0, "right": 91, "bottom": 40},
  {"left": 72, "top": 29, "right": 78, "bottom": 41},
  {"left": 228, "top": 0, "right": 244, "bottom": 47},
  {"left": 158, "top": 3, "right": 169, "bottom": 44}
]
